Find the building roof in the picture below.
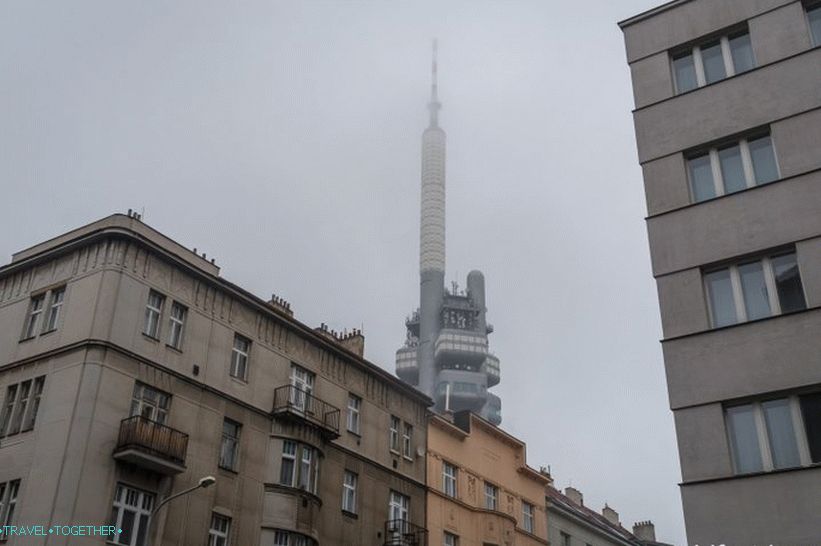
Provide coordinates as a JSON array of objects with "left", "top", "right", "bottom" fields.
[
  {"left": 1, "top": 212, "right": 434, "bottom": 406},
  {"left": 545, "top": 486, "right": 640, "bottom": 545},
  {"left": 617, "top": 0, "right": 693, "bottom": 29}
]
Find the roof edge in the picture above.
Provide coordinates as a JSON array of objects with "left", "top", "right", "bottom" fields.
[{"left": 618, "top": 0, "right": 695, "bottom": 29}]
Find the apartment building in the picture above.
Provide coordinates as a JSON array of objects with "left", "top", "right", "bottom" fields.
[
  {"left": 0, "top": 212, "right": 431, "bottom": 546},
  {"left": 426, "top": 411, "right": 549, "bottom": 546},
  {"left": 546, "top": 485, "right": 671, "bottom": 546},
  {"left": 620, "top": 1, "right": 821, "bottom": 543}
]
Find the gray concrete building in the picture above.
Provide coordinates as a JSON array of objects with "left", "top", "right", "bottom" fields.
[
  {"left": 395, "top": 42, "right": 502, "bottom": 425},
  {"left": 620, "top": 1, "right": 821, "bottom": 543},
  {"left": 0, "top": 212, "right": 431, "bottom": 545}
]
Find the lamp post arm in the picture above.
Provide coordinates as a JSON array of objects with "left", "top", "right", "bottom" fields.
[{"left": 151, "top": 483, "right": 202, "bottom": 517}]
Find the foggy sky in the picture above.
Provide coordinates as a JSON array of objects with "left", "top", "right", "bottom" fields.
[{"left": 0, "top": 1, "right": 685, "bottom": 543}]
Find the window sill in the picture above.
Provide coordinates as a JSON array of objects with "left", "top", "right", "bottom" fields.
[
  {"left": 389, "top": 449, "right": 401, "bottom": 456},
  {"left": 346, "top": 429, "right": 361, "bottom": 438},
  {"left": 218, "top": 465, "right": 239, "bottom": 475},
  {"left": 682, "top": 461, "right": 821, "bottom": 486},
  {"left": 142, "top": 333, "right": 161, "bottom": 343},
  {"left": 229, "top": 375, "right": 248, "bottom": 386},
  {"left": 18, "top": 335, "right": 35, "bottom": 343},
  {"left": 341, "top": 510, "right": 358, "bottom": 520},
  {"left": 165, "top": 343, "right": 183, "bottom": 353},
  {"left": 662, "top": 305, "right": 818, "bottom": 343},
  {"left": 403, "top": 455, "right": 414, "bottom": 462}
]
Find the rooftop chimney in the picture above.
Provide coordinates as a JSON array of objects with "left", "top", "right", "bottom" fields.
[
  {"left": 564, "top": 487, "right": 583, "bottom": 506},
  {"left": 268, "top": 294, "right": 293, "bottom": 317},
  {"left": 602, "top": 504, "right": 620, "bottom": 526},
  {"left": 338, "top": 329, "right": 365, "bottom": 358},
  {"left": 633, "top": 520, "right": 656, "bottom": 542}
]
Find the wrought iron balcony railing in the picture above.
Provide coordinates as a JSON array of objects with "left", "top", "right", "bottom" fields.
[
  {"left": 272, "top": 384, "right": 341, "bottom": 437},
  {"left": 383, "top": 519, "right": 428, "bottom": 546},
  {"left": 113, "top": 415, "right": 188, "bottom": 474}
]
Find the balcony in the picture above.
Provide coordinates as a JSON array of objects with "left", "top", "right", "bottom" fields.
[
  {"left": 383, "top": 519, "right": 428, "bottom": 546},
  {"left": 272, "top": 385, "right": 340, "bottom": 438},
  {"left": 113, "top": 416, "right": 188, "bottom": 475}
]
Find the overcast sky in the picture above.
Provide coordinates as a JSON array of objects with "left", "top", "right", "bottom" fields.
[{"left": 1, "top": 1, "right": 686, "bottom": 543}]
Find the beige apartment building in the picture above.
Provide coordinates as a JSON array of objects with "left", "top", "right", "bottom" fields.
[
  {"left": 620, "top": 0, "right": 821, "bottom": 544},
  {"left": 426, "top": 411, "right": 549, "bottom": 546},
  {"left": 0, "top": 212, "right": 431, "bottom": 546}
]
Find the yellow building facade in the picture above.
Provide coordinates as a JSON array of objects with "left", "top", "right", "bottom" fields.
[{"left": 426, "top": 411, "right": 550, "bottom": 546}]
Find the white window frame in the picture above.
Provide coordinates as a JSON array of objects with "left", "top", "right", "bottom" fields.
[
  {"left": 672, "top": 30, "right": 753, "bottom": 93},
  {"left": 342, "top": 470, "right": 357, "bottom": 513},
  {"left": 0, "top": 376, "right": 46, "bottom": 437},
  {"left": 110, "top": 483, "right": 154, "bottom": 546},
  {"left": 230, "top": 334, "right": 250, "bottom": 381},
  {"left": 444, "top": 531, "right": 459, "bottom": 546},
  {"left": 726, "top": 396, "right": 813, "bottom": 474},
  {"left": 22, "top": 293, "right": 45, "bottom": 339},
  {"left": 44, "top": 287, "right": 65, "bottom": 332},
  {"left": 403, "top": 423, "right": 413, "bottom": 460},
  {"left": 208, "top": 513, "right": 231, "bottom": 546},
  {"left": 167, "top": 301, "right": 186, "bottom": 350},
  {"left": 687, "top": 135, "right": 779, "bottom": 202},
  {"left": 0, "top": 479, "right": 21, "bottom": 528},
  {"left": 442, "top": 461, "right": 457, "bottom": 498},
  {"left": 389, "top": 415, "right": 400, "bottom": 453},
  {"left": 704, "top": 252, "right": 805, "bottom": 327},
  {"left": 346, "top": 394, "right": 361, "bottom": 434},
  {"left": 484, "top": 482, "right": 498, "bottom": 510},
  {"left": 143, "top": 290, "right": 165, "bottom": 339},
  {"left": 389, "top": 490, "right": 409, "bottom": 522},
  {"left": 130, "top": 382, "right": 170, "bottom": 425},
  {"left": 522, "top": 501, "right": 535, "bottom": 533},
  {"left": 280, "top": 440, "right": 297, "bottom": 487},
  {"left": 299, "top": 446, "right": 314, "bottom": 492}
]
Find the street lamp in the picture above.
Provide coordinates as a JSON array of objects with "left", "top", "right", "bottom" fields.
[{"left": 149, "top": 476, "right": 215, "bottom": 544}]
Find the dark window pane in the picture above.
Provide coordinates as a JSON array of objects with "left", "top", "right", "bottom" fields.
[
  {"left": 748, "top": 136, "right": 779, "bottom": 185},
  {"left": 701, "top": 41, "right": 726, "bottom": 83},
  {"left": 771, "top": 253, "right": 806, "bottom": 313},
  {"left": 729, "top": 33, "right": 754, "bottom": 73},
  {"left": 718, "top": 145, "right": 747, "bottom": 194},
  {"left": 120, "top": 509, "right": 135, "bottom": 544},
  {"left": 739, "top": 262, "right": 771, "bottom": 320},
  {"left": 809, "top": 5, "right": 821, "bottom": 47},
  {"left": 706, "top": 269, "right": 738, "bottom": 327},
  {"left": 673, "top": 53, "right": 698, "bottom": 92},
  {"left": 800, "top": 392, "right": 821, "bottom": 463},
  {"left": 689, "top": 154, "right": 716, "bottom": 202},
  {"left": 136, "top": 514, "right": 149, "bottom": 546},
  {"left": 762, "top": 399, "right": 801, "bottom": 469}
]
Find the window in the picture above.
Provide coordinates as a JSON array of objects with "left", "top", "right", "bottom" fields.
[
  {"left": 444, "top": 532, "right": 459, "bottom": 546},
  {"left": 44, "top": 287, "right": 65, "bottom": 332},
  {"left": 0, "top": 480, "right": 20, "bottom": 529},
  {"left": 522, "top": 501, "right": 535, "bottom": 533},
  {"left": 342, "top": 470, "right": 357, "bottom": 513},
  {"left": 143, "top": 290, "right": 164, "bottom": 338},
  {"left": 687, "top": 134, "right": 778, "bottom": 202},
  {"left": 484, "top": 482, "right": 498, "bottom": 510},
  {"left": 109, "top": 483, "right": 154, "bottom": 546},
  {"left": 389, "top": 490, "right": 409, "bottom": 522},
  {"left": 403, "top": 423, "right": 413, "bottom": 459},
  {"left": 279, "top": 440, "right": 318, "bottom": 494},
  {"left": 219, "top": 418, "right": 241, "bottom": 471},
  {"left": 208, "top": 513, "right": 231, "bottom": 546},
  {"left": 390, "top": 415, "right": 400, "bottom": 452},
  {"left": 671, "top": 30, "right": 754, "bottom": 93},
  {"left": 0, "top": 376, "right": 46, "bottom": 436},
  {"left": 22, "top": 294, "right": 45, "bottom": 339},
  {"left": 808, "top": 4, "right": 821, "bottom": 46},
  {"left": 167, "top": 302, "right": 187, "bottom": 349},
  {"left": 273, "top": 530, "right": 314, "bottom": 546},
  {"left": 726, "top": 393, "right": 821, "bottom": 475},
  {"left": 299, "top": 446, "right": 315, "bottom": 491},
  {"left": 705, "top": 251, "right": 806, "bottom": 328},
  {"left": 289, "top": 363, "right": 315, "bottom": 411},
  {"left": 442, "top": 461, "right": 457, "bottom": 498},
  {"left": 347, "top": 394, "right": 361, "bottom": 434},
  {"left": 560, "top": 532, "right": 571, "bottom": 546},
  {"left": 130, "top": 382, "right": 170, "bottom": 424},
  {"left": 280, "top": 440, "right": 297, "bottom": 486},
  {"left": 230, "top": 334, "right": 250, "bottom": 381}
]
